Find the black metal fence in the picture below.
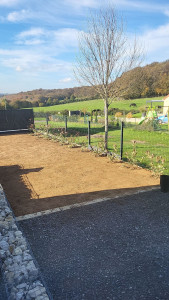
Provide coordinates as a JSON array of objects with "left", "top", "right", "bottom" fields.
[
  {"left": 34, "top": 114, "right": 169, "bottom": 175},
  {"left": 0, "top": 109, "right": 34, "bottom": 132},
  {"left": 121, "top": 120, "right": 169, "bottom": 175}
]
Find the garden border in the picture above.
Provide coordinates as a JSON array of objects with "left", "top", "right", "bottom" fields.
[
  {"left": 0, "top": 184, "right": 51, "bottom": 300},
  {"left": 16, "top": 186, "right": 160, "bottom": 222}
]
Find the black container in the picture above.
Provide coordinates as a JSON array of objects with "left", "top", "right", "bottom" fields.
[{"left": 160, "top": 175, "right": 169, "bottom": 193}]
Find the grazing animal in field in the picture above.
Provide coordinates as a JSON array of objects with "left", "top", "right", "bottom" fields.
[{"left": 130, "top": 103, "right": 137, "bottom": 107}]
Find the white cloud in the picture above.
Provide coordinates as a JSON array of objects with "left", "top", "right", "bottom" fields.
[
  {"left": 93, "top": 0, "right": 169, "bottom": 16},
  {"left": 0, "top": 0, "right": 20, "bottom": 6},
  {"left": 16, "top": 27, "right": 48, "bottom": 45},
  {"left": 64, "top": 0, "right": 97, "bottom": 8},
  {"left": 0, "top": 26, "right": 80, "bottom": 79},
  {"left": 18, "top": 27, "right": 46, "bottom": 38},
  {"left": 16, "top": 27, "right": 80, "bottom": 50},
  {"left": 53, "top": 28, "right": 79, "bottom": 48},
  {"left": 139, "top": 23, "right": 169, "bottom": 62},
  {"left": 7, "top": 9, "right": 29, "bottom": 22},
  {"left": 110, "top": 0, "right": 169, "bottom": 12},
  {"left": 0, "top": 47, "right": 73, "bottom": 75},
  {"left": 141, "top": 23, "right": 169, "bottom": 51},
  {"left": 164, "top": 10, "right": 169, "bottom": 17},
  {"left": 2, "top": 0, "right": 169, "bottom": 27},
  {"left": 1, "top": 0, "right": 87, "bottom": 25},
  {"left": 16, "top": 65, "right": 22, "bottom": 72},
  {"left": 23, "top": 39, "right": 44, "bottom": 45},
  {"left": 59, "top": 77, "right": 72, "bottom": 83}
]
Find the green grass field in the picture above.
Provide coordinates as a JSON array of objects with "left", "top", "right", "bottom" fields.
[
  {"left": 35, "top": 118, "right": 169, "bottom": 175},
  {"left": 33, "top": 96, "right": 164, "bottom": 114},
  {"left": 34, "top": 95, "right": 168, "bottom": 175}
]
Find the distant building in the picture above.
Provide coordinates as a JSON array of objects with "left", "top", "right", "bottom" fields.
[
  {"left": 163, "top": 94, "right": 169, "bottom": 116},
  {"left": 69, "top": 110, "right": 81, "bottom": 116}
]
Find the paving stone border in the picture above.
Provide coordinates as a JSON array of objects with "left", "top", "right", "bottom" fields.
[
  {"left": 0, "top": 184, "right": 50, "bottom": 300},
  {"left": 16, "top": 186, "right": 160, "bottom": 222}
]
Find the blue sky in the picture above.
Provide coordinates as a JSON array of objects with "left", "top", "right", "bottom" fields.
[{"left": 0, "top": 0, "right": 169, "bottom": 93}]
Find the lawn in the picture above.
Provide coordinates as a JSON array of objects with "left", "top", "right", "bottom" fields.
[
  {"left": 35, "top": 118, "right": 169, "bottom": 175},
  {"left": 33, "top": 96, "right": 164, "bottom": 114}
]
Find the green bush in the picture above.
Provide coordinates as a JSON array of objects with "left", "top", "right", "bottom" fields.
[{"left": 137, "top": 119, "right": 160, "bottom": 131}]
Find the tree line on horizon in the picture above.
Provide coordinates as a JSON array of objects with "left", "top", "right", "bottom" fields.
[{"left": 0, "top": 59, "right": 169, "bottom": 110}]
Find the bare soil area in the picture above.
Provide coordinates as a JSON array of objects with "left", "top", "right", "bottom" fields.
[{"left": 0, "top": 133, "right": 159, "bottom": 216}]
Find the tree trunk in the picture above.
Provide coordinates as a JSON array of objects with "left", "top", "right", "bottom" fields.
[{"left": 104, "top": 101, "right": 109, "bottom": 150}]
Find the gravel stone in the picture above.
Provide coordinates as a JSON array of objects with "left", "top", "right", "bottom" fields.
[
  {"left": 13, "top": 247, "right": 22, "bottom": 256},
  {"left": 23, "top": 253, "right": 32, "bottom": 262},
  {"left": 15, "top": 231, "right": 22, "bottom": 238},
  {"left": 15, "top": 291, "right": 24, "bottom": 300},
  {"left": 16, "top": 282, "right": 27, "bottom": 289},
  {"left": 0, "top": 240, "right": 9, "bottom": 251},
  {"left": 13, "top": 255, "right": 22, "bottom": 264},
  {"left": 0, "top": 249, "right": 6, "bottom": 259},
  {"left": 0, "top": 184, "right": 50, "bottom": 300},
  {"left": 4, "top": 257, "right": 13, "bottom": 267}
]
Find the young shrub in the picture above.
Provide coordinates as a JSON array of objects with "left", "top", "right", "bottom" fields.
[
  {"left": 115, "top": 112, "right": 123, "bottom": 118},
  {"left": 126, "top": 112, "right": 133, "bottom": 118}
]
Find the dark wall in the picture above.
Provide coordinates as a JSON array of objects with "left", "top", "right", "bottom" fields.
[{"left": 0, "top": 109, "right": 34, "bottom": 131}]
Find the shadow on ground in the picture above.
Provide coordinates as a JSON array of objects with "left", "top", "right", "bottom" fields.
[
  {"left": 18, "top": 189, "right": 169, "bottom": 300},
  {"left": 0, "top": 165, "right": 159, "bottom": 217}
]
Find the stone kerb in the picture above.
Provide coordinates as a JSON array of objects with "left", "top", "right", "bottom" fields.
[{"left": 0, "top": 184, "right": 50, "bottom": 300}]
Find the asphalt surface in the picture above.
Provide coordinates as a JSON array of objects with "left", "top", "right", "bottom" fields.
[
  {"left": 0, "top": 271, "right": 7, "bottom": 300},
  {"left": 18, "top": 189, "right": 169, "bottom": 300}
]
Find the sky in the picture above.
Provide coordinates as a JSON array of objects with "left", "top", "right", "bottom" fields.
[{"left": 0, "top": 0, "right": 169, "bottom": 93}]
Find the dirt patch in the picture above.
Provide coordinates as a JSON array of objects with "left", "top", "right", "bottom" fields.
[
  {"left": 0, "top": 133, "right": 159, "bottom": 216},
  {"left": 91, "top": 134, "right": 103, "bottom": 138},
  {"left": 130, "top": 140, "right": 146, "bottom": 144}
]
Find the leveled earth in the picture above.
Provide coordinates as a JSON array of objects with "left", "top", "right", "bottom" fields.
[{"left": 0, "top": 133, "right": 159, "bottom": 216}]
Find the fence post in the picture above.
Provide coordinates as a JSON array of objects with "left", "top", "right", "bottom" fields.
[
  {"left": 46, "top": 114, "right": 49, "bottom": 134},
  {"left": 46, "top": 114, "right": 48, "bottom": 126},
  {"left": 88, "top": 120, "right": 91, "bottom": 148},
  {"left": 65, "top": 116, "right": 67, "bottom": 132},
  {"left": 120, "top": 121, "right": 124, "bottom": 160}
]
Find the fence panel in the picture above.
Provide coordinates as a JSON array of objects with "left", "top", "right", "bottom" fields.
[
  {"left": 0, "top": 109, "right": 34, "bottom": 132},
  {"left": 34, "top": 112, "right": 169, "bottom": 174},
  {"left": 122, "top": 121, "right": 169, "bottom": 175}
]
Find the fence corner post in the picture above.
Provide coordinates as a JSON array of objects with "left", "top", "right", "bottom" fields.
[
  {"left": 88, "top": 120, "right": 91, "bottom": 148},
  {"left": 65, "top": 116, "right": 67, "bottom": 132},
  {"left": 120, "top": 121, "right": 124, "bottom": 160}
]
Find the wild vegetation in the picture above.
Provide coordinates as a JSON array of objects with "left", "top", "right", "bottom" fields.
[{"left": 0, "top": 60, "right": 169, "bottom": 110}]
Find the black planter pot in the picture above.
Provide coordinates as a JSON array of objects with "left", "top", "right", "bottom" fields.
[{"left": 160, "top": 175, "right": 169, "bottom": 193}]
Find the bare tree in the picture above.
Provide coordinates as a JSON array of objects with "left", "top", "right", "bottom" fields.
[{"left": 74, "top": 6, "right": 143, "bottom": 150}]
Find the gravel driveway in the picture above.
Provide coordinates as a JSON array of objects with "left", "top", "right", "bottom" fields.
[{"left": 18, "top": 189, "right": 169, "bottom": 300}]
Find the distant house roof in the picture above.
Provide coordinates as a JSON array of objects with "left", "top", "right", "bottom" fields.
[{"left": 163, "top": 94, "right": 169, "bottom": 100}]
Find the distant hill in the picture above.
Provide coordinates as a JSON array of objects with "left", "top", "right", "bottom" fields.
[
  {"left": 0, "top": 93, "right": 7, "bottom": 97},
  {"left": 115, "top": 60, "right": 169, "bottom": 99},
  {"left": 1, "top": 59, "right": 169, "bottom": 109},
  {"left": 0, "top": 86, "right": 97, "bottom": 104}
]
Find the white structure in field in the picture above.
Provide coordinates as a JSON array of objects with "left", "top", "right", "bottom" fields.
[{"left": 163, "top": 94, "right": 169, "bottom": 116}]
